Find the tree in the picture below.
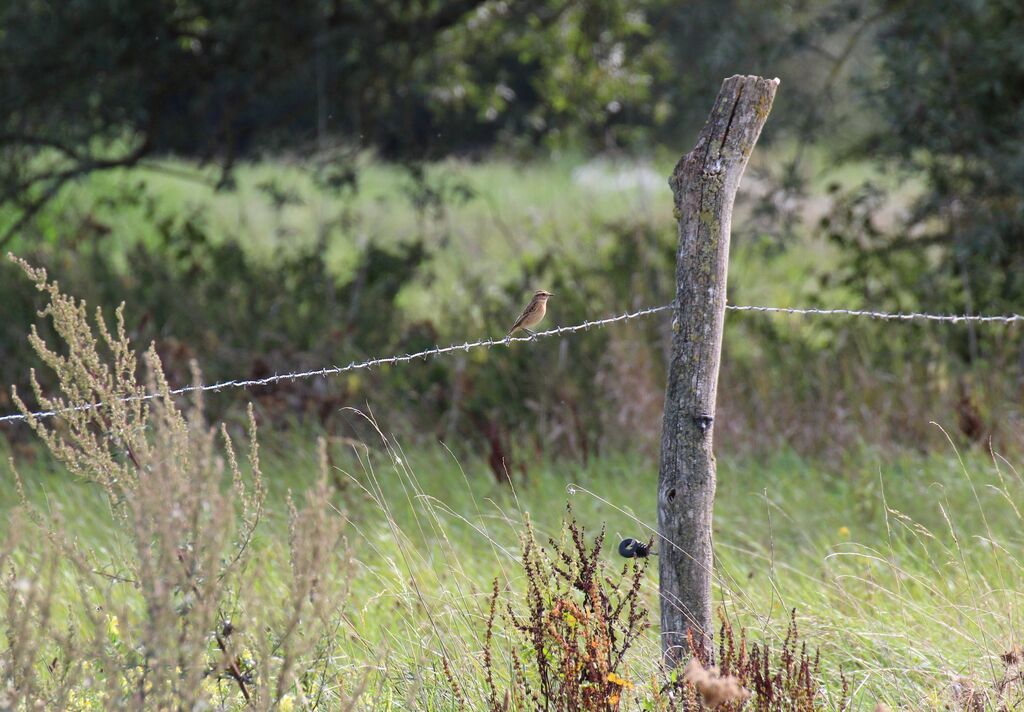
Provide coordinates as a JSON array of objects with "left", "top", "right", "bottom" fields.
[
  {"left": 829, "top": 0, "right": 1024, "bottom": 324},
  {"left": 0, "top": 0, "right": 663, "bottom": 246}
]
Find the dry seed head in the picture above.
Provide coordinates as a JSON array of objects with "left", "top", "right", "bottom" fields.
[{"left": 683, "top": 658, "right": 750, "bottom": 709}]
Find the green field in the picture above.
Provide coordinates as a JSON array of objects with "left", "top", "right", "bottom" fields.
[
  {"left": 6, "top": 2, "right": 1024, "bottom": 708},
  {"left": 10, "top": 146, "right": 869, "bottom": 323},
  {"left": 3, "top": 153, "right": 1021, "bottom": 710},
  {"left": 5, "top": 422, "right": 1022, "bottom": 709}
]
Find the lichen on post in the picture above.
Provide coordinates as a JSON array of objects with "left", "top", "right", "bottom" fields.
[{"left": 658, "top": 75, "right": 779, "bottom": 666}]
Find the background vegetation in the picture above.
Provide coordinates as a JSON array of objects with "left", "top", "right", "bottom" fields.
[
  {"left": 3, "top": 0, "right": 1023, "bottom": 460},
  {"left": 2, "top": 0, "right": 1023, "bottom": 709}
]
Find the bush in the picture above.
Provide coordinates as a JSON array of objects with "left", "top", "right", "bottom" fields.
[
  {"left": 443, "top": 508, "right": 651, "bottom": 711},
  {"left": 667, "top": 609, "right": 848, "bottom": 711},
  {"left": 1, "top": 257, "right": 353, "bottom": 709}
]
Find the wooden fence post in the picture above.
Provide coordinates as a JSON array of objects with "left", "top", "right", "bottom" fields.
[{"left": 658, "top": 75, "right": 779, "bottom": 666}]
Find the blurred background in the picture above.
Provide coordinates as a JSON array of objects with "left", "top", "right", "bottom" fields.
[{"left": 2, "top": 0, "right": 1022, "bottom": 470}]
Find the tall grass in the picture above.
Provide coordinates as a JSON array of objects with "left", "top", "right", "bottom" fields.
[
  {"left": 2, "top": 259, "right": 353, "bottom": 710},
  {"left": 5, "top": 406, "right": 1022, "bottom": 708},
  {"left": 2, "top": 165, "right": 1023, "bottom": 706}
]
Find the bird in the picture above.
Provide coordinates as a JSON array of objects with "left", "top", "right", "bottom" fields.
[{"left": 506, "top": 290, "right": 553, "bottom": 338}]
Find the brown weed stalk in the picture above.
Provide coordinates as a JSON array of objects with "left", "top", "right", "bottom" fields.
[
  {"left": 659, "top": 608, "right": 847, "bottom": 711},
  {"left": 1, "top": 256, "right": 354, "bottom": 710},
  {"left": 446, "top": 506, "right": 651, "bottom": 711}
]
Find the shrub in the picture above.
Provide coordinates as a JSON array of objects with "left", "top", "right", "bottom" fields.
[
  {"left": 1, "top": 256, "right": 353, "bottom": 710},
  {"left": 445, "top": 507, "right": 651, "bottom": 711},
  {"left": 657, "top": 609, "right": 848, "bottom": 711}
]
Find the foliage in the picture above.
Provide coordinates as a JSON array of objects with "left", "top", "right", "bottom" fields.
[
  {"left": 827, "top": 0, "right": 1024, "bottom": 323},
  {"left": 645, "top": 0, "right": 874, "bottom": 138},
  {"left": 805, "top": 1, "right": 1024, "bottom": 451},
  {"left": 0, "top": 0, "right": 893, "bottom": 246},
  {"left": 1, "top": 258, "right": 352, "bottom": 709},
  {"left": 1, "top": 210, "right": 427, "bottom": 427},
  {"left": 0, "top": 0, "right": 665, "bottom": 243},
  {"left": 5, "top": 150, "right": 1023, "bottom": 463},
  {"left": 444, "top": 509, "right": 651, "bottom": 711},
  {"left": 1, "top": 186, "right": 680, "bottom": 468}
]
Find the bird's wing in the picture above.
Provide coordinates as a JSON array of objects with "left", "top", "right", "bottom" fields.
[{"left": 508, "top": 299, "right": 537, "bottom": 334}]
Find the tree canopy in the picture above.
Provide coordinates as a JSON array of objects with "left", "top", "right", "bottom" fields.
[
  {"left": 4, "top": 0, "right": 1024, "bottom": 317},
  {"left": 0, "top": 0, "right": 668, "bottom": 244}
]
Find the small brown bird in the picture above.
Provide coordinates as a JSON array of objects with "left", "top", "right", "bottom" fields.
[{"left": 506, "top": 290, "right": 553, "bottom": 337}]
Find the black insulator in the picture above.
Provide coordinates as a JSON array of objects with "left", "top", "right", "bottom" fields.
[{"left": 618, "top": 538, "right": 651, "bottom": 558}]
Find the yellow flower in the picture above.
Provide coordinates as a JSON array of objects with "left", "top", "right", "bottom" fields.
[
  {"left": 607, "top": 672, "right": 634, "bottom": 689},
  {"left": 106, "top": 615, "right": 120, "bottom": 640},
  {"left": 280, "top": 694, "right": 296, "bottom": 712},
  {"left": 838, "top": 526, "right": 851, "bottom": 538}
]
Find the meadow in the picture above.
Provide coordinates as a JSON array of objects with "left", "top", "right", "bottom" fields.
[
  {"left": 2, "top": 151, "right": 1022, "bottom": 710},
  {"left": 5, "top": 414, "right": 1023, "bottom": 709}
]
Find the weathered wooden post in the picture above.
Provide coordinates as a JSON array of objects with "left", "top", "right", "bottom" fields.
[{"left": 658, "top": 75, "right": 779, "bottom": 665}]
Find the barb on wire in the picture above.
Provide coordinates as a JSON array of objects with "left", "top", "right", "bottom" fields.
[{"left": 1, "top": 301, "right": 1021, "bottom": 426}]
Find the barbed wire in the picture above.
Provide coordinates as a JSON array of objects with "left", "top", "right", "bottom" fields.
[
  {"left": 1, "top": 302, "right": 1021, "bottom": 425},
  {"left": 0, "top": 304, "right": 671, "bottom": 425},
  {"left": 725, "top": 305, "right": 1023, "bottom": 323}
]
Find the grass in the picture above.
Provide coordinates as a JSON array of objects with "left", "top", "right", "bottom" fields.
[
  {"left": 5, "top": 148, "right": 1021, "bottom": 708},
  {"left": 4, "top": 424, "right": 1021, "bottom": 709},
  {"left": 12, "top": 152, "right": 676, "bottom": 314},
  {"left": 6, "top": 143, "right": 881, "bottom": 325}
]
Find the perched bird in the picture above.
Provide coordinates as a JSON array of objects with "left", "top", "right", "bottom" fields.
[{"left": 506, "top": 290, "right": 553, "bottom": 338}]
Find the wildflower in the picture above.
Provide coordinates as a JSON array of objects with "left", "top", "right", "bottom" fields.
[
  {"left": 106, "top": 615, "right": 120, "bottom": 641},
  {"left": 607, "top": 672, "right": 634, "bottom": 689},
  {"left": 838, "top": 526, "right": 850, "bottom": 538},
  {"left": 201, "top": 677, "right": 222, "bottom": 700},
  {"left": 280, "top": 694, "right": 296, "bottom": 712}
]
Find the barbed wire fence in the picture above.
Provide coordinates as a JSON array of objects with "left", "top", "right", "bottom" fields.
[{"left": 1, "top": 302, "right": 1020, "bottom": 426}]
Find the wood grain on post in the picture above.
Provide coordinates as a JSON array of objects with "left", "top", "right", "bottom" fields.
[{"left": 658, "top": 75, "right": 779, "bottom": 665}]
